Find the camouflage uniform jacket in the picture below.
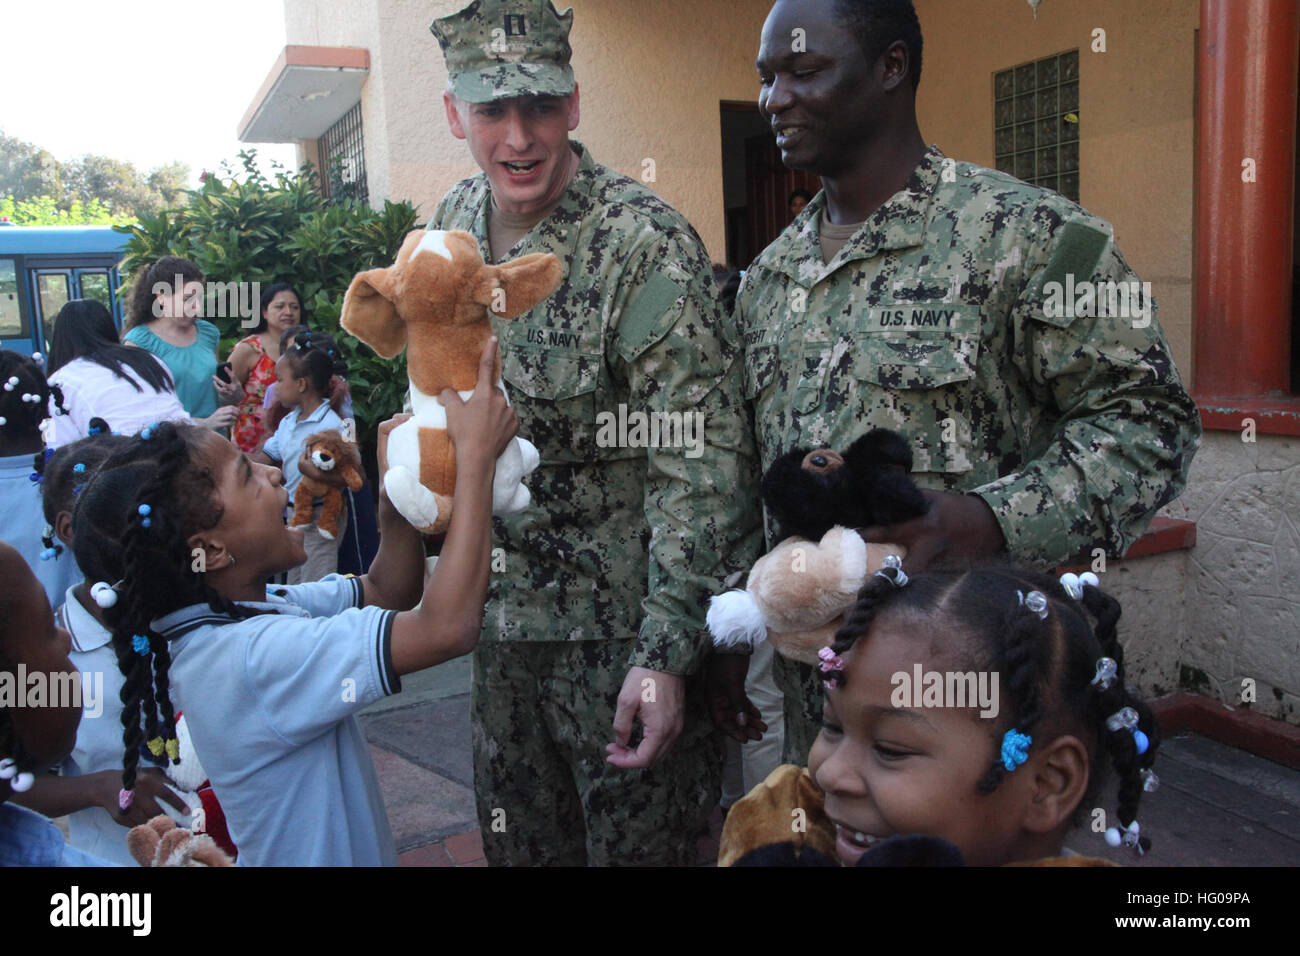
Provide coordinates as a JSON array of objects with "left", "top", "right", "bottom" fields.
[
  {"left": 429, "top": 141, "right": 763, "bottom": 675},
  {"left": 736, "top": 145, "right": 1201, "bottom": 566}
]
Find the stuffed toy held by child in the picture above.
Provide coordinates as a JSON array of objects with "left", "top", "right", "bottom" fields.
[
  {"left": 708, "top": 429, "right": 929, "bottom": 665},
  {"left": 291, "top": 429, "right": 365, "bottom": 540},
  {"left": 340, "top": 228, "right": 564, "bottom": 535}
]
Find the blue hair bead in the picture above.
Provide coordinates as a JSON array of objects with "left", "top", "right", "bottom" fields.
[
  {"left": 73, "top": 463, "right": 85, "bottom": 474},
  {"left": 28, "top": 472, "right": 40, "bottom": 483},
  {"left": 138, "top": 504, "right": 152, "bottom": 516},
  {"left": 1000, "top": 729, "right": 1032, "bottom": 772},
  {"left": 40, "top": 547, "right": 58, "bottom": 561},
  {"left": 131, "top": 634, "right": 151, "bottom": 655},
  {"left": 1133, "top": 729, "right": 1149, "bottom": 755}
]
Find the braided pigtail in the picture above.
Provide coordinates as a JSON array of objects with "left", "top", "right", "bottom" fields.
[
  {"left": 1080, "top": 584, "right": 1159, "bottom": 853},
  {"left": 820, "top": 560, "right": 910, "bottom": 687},
  {"left": 976, "top": 589, "right": 1055, "bottom": 793}
]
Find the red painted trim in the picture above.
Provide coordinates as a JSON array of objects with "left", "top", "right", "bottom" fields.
[
  {"left": 1120, "top": 516, "right": 1197, "bottom": 560},
  {"left": 1056, "top": 517, "right": 1198, "bottom": 574},
  {"left": 1194, "top": 394, "right": 1300, "bottom": 437},
  {"left": 1150, "top": 693, "right": 1300, "bottom": 770},
  {"left": 1193, "top": 0, "right": 1299, "bottom": 396}
]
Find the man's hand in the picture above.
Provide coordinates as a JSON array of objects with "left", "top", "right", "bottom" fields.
[
  {"left": 606, "top": 666, "right": 685, "bottom": 769},
  {"left": 858, "top": 489, "right": 1006, "bottom": 573},
  {"left": 96, "top": 768, "right": 189, "bottom": 827},
  {"left": 707, "top": 653, "right": 766, "bottom": 743}
]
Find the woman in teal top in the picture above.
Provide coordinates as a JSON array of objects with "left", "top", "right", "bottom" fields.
[{"left": 122, "top": 256, "right": 241, "bottom": 429}]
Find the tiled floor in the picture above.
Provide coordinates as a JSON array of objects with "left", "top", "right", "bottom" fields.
[{"left": 361, "top": 656, "right": 1300, "bottom": 867}]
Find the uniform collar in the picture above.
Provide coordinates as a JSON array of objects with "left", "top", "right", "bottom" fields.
[
  {"left": 775, "top": 144, "right": 946, "bottom": 285},
  {"left": 58, "top": 585, "right": 111, "bottom": 653},
  {"left": 152, "top": 589, "right": 310, "bottom": 640}
]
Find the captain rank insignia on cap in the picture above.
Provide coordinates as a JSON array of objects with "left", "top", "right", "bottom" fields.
[{"left": 431, "top": 0, "right": 575, "bottom": 104}]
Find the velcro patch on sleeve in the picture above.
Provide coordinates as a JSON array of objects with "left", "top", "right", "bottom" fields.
[
  {"left": 614, "top": 271, "right": 689, "bottom": 361},
  {"left": 1041, "top": 220, "right": 1111, "bottom": 290}
]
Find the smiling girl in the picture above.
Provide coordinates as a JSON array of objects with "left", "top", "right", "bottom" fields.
[{"left": 719, "top": 563, "right": 1161, "bottom": 867}]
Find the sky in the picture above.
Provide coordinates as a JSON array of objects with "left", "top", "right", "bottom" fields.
[{"left": 1, "top": 0, "right": 298, "bottom": 184}]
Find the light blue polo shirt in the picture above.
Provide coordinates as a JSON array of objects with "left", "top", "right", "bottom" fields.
[
  {"left": 1, "top": 453, "right": 82, "bottom": 609},
  {"left": 155, "top": 574, "right": 400, "bottom": 866},
  {"left": 261, "top": 400, "right": 345, "bottom": 498}
]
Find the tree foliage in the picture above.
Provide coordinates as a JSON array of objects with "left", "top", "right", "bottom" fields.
[
  {"left": 117, "top": 150, "right": 420, "bottom": 443},
  {"left": 0, "top": 130, "right": 191, "bottom": 220}
]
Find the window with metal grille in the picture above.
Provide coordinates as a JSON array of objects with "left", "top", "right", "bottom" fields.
[
  {"left": 317, "top": 102, "right": 368, "bottom": 205},
  {"left": 994, "top": 50, "right": 1079, "bottom": 202}
]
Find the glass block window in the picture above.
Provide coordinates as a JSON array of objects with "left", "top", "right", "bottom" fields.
[
  {"left": 318, "top": 102, "right": 368, "bottom": 205},
  {"left": 994, "top": 49, "right": 1079, "bottom": 201}
]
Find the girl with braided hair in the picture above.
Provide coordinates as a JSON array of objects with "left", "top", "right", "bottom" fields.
[
  {"left": 0, "top": 350, "right": 80, "bottom": 607},
  {"left": 71, "top": 338, "right": 516, "bottom": 866},
  {"left": 719, "top": 562, "right": 1160, "bottom": 867}
]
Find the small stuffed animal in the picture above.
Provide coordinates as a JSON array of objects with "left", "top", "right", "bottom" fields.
[
  {"left": 708, "top": 429, "right": 928, "bottom": 665},
  {"left": 290, "top": 429, "right": 365, "bottom": 540},
  {"left": 341, "top": 229, "right": 563, "bottom": 535},
  {"left": 127, "top": 815, "right": 234, "bottom": 867}
]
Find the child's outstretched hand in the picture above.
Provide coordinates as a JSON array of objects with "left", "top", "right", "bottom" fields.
[{"left": 438, "top": 336, "right": 517, "bottom": 470}]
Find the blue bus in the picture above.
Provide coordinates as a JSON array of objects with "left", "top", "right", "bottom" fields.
[{"left": 0, "top": 224, "right": 129, "bottom": 358}]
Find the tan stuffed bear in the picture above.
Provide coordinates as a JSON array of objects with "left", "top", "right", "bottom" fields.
[
  {"left": 127, "top": 815, "right": 234, "bottom": 867},
  {"left": 290, "top": 429, "right": 365, "bottom": 540},
  {"left": 340, "top": 229, "right": 563, "bottom": 535},
  {"left": 709, "top": 531, "right": 906, "bottom": 666}
]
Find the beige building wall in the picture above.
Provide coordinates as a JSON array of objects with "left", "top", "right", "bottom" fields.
[
  {"left": 285, "top": 0, "right": 775, "bottom": 259},
  {"left": 915, "top": 0, "right": 1198, "bottom": 379}
]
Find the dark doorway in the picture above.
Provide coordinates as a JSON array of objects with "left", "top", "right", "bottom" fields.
[{"left": 719, "top": 100, "right": 821, "bottom": 269}]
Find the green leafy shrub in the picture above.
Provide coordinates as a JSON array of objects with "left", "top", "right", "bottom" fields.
[{"left": 115, "top": 150, "right": 419, "bottom": 442}]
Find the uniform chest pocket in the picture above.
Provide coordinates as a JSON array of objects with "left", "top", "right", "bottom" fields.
[
  {"left": 853, "top": 304, "right": 982, "bottom": 475},
  {"left": 502, "top": 345, "right": 602, "bottom": 401},
  {"left": 501, "top": 331, "right": 604, "bottom": 463}
]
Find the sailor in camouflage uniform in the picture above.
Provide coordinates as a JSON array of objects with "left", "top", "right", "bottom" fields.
[
  {"left": 713, "top": 0, "right": 1202, "bottom": 763},
  {"left": 428, "top": 0, "right": 763, "bottom": 865}
]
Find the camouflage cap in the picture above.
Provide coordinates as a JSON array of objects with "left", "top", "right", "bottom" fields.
[{"left": 431, "top": 0, "right": 575, "bottom": 103}]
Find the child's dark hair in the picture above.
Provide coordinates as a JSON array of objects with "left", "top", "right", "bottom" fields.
[
  {"left": 32, "top": 426, "right": 127, "bottom": 560},
  {"left": 278, "top": 323, "right": 310, "bottom": 353},
  {"left": 126, "top": 256, "right": 203, "bottom": 331},
  {"left": 71, "top": 421, "right": 272, "bottom": 794},
  {"left": 0, "top": 349, "right": 64, "bottom": 443},
  {"left": 283, "top": 330, "right": 348, "bottom": 397},
  {"left": 823, "top": 564, "right": 1160, "bottom": 852},
  {"left": 253, "top": 282, "right": 304, "bottom": 333}
]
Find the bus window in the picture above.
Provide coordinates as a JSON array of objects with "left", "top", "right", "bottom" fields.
[
  {"left": 77, "top": 271, "right": 112, "bottom": 311},
  {"left": 35, "top": 271, "right": 71, "bottom": 340},
  {"left": 0, "top": 260, "right": 22, "bottom": 338}
]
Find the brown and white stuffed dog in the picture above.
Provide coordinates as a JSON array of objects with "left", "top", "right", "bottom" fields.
[
  {"left": 290, "top": 429, "right": 364, "bottom": 540},
  {"left": 340, "top": 229, "right": 563, "bottom": 535}
]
